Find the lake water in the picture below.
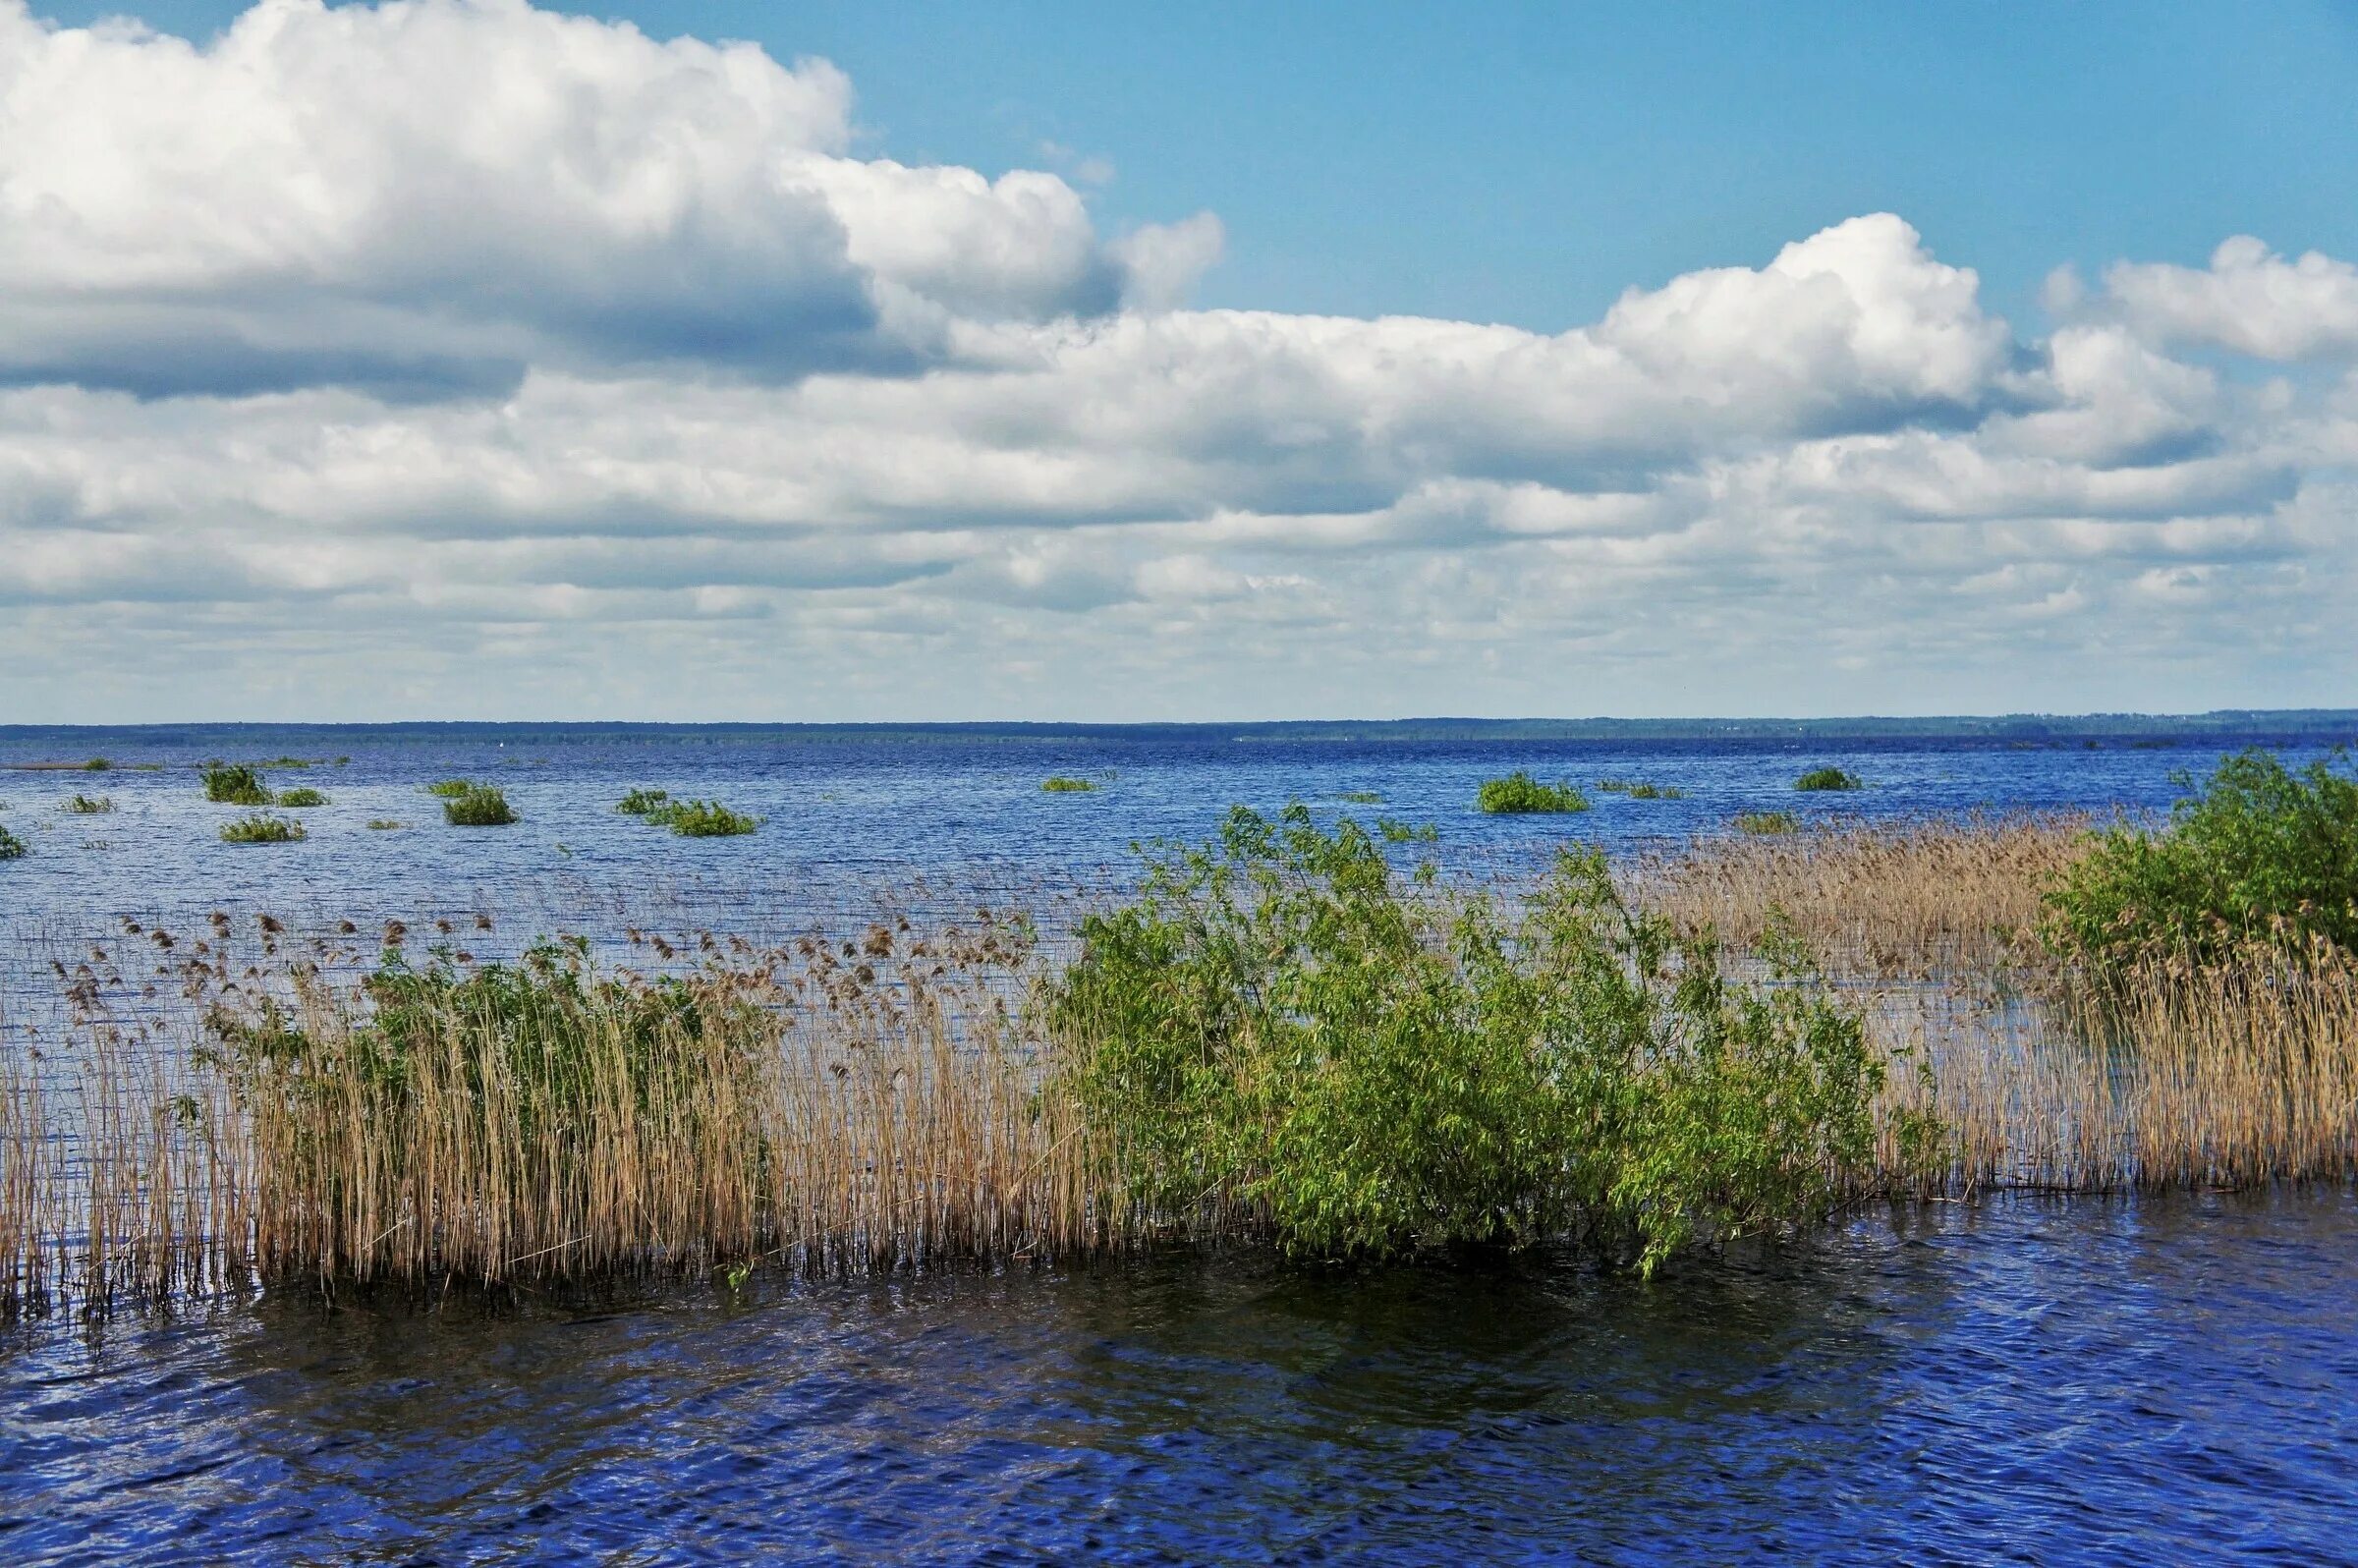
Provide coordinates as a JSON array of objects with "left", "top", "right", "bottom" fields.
[{"left": 4, "top": 722, "right": 2355, "bottom": 1562}]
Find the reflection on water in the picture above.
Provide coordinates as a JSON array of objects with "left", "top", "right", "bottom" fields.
[{"left": 7, "top": 1190, "right": 2356, "bottom": 1563}]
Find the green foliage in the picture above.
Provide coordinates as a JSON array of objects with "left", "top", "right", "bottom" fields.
[
  {"left": 1476, "top": 771, "right": 1591, "bottom": 814},
  {"left": 220, "top": 813, "right": 306, "bottom": 844},
  {"left": 1041, "top": 776, "right": 1099, "bottom": 793},
  {"left": 1793, "top": 767, "right": 1864, "bottom": 792},
  {"left": 1599, "top": 778, "right": 1687, "bottom": 800},
  {"left": 273, "top": 787, "right": 329, "bottom": 808},
  {"left": 658, "top": 800, "right": 760, "bottom": 837},
  {"left": 0, "top": 823, "right": 24, "bottom": 861},
  {"left": 261, "top": 756, "right": 312, "bottom": 769},
  {"left": 1048, "top": 805, "right": 1892, "bottom": 1273},
  {"left": 1734, "top": 811, "right": 1802, "bottom": 836},
  {"left": 443, "top": 786, "right": 517, "bottom": 827},
  {"left": 616, "top": 788, "right": 672, "bottom": 817},
  {"left": 423, "top": 778, "right": 477, "bottom": 798},
  {"left": 81, "top": 757, "right": 113, "bottom": 772},
  {"left": 201, "top": 763, "right": 272, "bottom": 806},
  {"left": 2044, "top": 748, "right": 2358, "bottom": 972},
  {"left": 365, "top": 819, "right": 406, "bottom": 831},
  {"left": 63, "top": 794, "right": 114, "bottom": 814},
  {"left": 1336, "top": 790, "right": 1385, "bottom": 805}
]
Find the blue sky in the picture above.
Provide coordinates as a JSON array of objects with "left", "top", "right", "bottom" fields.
[{"left": 2, "top": 1, "right": 2354, "bottom": 721}]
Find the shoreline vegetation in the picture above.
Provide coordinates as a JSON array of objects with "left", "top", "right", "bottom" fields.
[{"left": 3, "top": 750, "right": 2354, "bottom": 1318}]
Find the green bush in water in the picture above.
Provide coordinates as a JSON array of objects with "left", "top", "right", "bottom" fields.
[
  {"left": 82, "top": 757, "right": 113, "bottom": 772},
  {"left": 424, "top": 778, "right": 477, "bottom": 799},
  {"left": 1734, "top": 811, "right": 1802, "bottom": 836},
  {"left": 1793, "top": 767, "right": 1863, "bottom": 792},
  {"left": 63, "top": 794, "right": 114, "bottom": 814},
  {"left": 617, "top": 788, "right": 671, "bottom": 817},
  {"left": 1047, "top": 805, "right": 1894, "bottom": 1274},
  {"left": 1476, "top": 771, "right": 1590, "bottom": 814},
  {"left": 1041, "top": 776, "right": 1098, "bottom": 793},
  {"left": 443, "top": 786, "right": 517, "bottom": 827},
  {"left": 0, "top": 823, "right": 24, "bottom": 861},
  {"left": 659, "top": 800, "right": 759, "bottom": 837},
  {"left": 2044, "top": 748, "right": 2358, "bottom": 973},
  {"left": 221, "top": 813, "right": 305, "bottom": 844},
  {"left": 201, "top": 763, "right": 272, "bottom": 806},
  {"left": 274, "top": 787, "right": 329, "bottom": 808}
]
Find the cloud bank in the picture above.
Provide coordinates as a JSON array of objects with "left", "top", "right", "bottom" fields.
[{"left": 0, "top": 0, "right": 2349, "bottom": 721}]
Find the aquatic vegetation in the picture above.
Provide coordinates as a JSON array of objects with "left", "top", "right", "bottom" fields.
[
  {"left": 659, "top": 800, "right": 759, "bottom": 837},
  {"left": 81, "top": 757, "right": 112, "bottom": 772},
  {"left": 62, "top": 794, "right": 114, "bottom": 814},
  {"left": 617, "top": 788, "right": 672, "bottom": 817},
  {"left": 200, "top": 763, "right": 271, "bottom": 806},
  {"left": 1335, "top": 790, "right": 1384, "bottom": 804},
  {"left": 0, "top": 824, "right": 23, "bottom": 860},
  {"left": 1049, "top": 806, "right": 1888, "bottom": 1271},
  {"left": 443, "top": 786, "right": 518, "bottom": 826},
  {"left": 260, "top": 756, "right": 313, "bottom": 769},
  {"left": 1733, "top": 811, "right": 1801, "bottom": 835},
  {"left": 365, "top": 819, "right": 406, "bottom": 831},
  {"left": 1794, "top": 766, "right": 1864, "bottom": 792},
  {"left": 1041, "top": 776, "right": 1098, "bottom": 793},
  {"left": 1599, "top": 778, "right": 1686, "bottom": 800},
  {"left": 1475, "top": 771, "right": 1590, "bottom": 813},
  {"left": 272, "top": 787, "right": 329, "bottom": 809},
  {"left": 423, "top": 778, "right": 477, "bottom": 798},
  {"left": 219, "top": 813, "right": 306, "bottom": 844}
]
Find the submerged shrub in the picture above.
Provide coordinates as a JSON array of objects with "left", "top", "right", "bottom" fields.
[
  {"left": 365, "top": 819, "right": 406, "bottom": 831},
  {"left": 0, "top": 823, "right": 24, "bottom": 861},
  {"left": 659, "top": 800, "right": 759, "bottom": 837},
  {"left": 1336, "top": 790, "right": 1384, "bottom": 805},
  {"left": 221, "top": 813, "right": 305, "bottom": 845},
  {"left": 273, "top": 787, "right": 329, "bottom": 809},
  {"left": 1048, "top": 805, "right": 1892, "bottom": 1273},
  {"left": 63, "top": 794, "right": 114, "bottom": 814},
  {"left": 423, "top": 778, "right": 476, "bottom": 798},
  {"left": 200, "top": 763, "right": 271, "bottom": 806},
  {"left": 81, "top": 757, "right": 113, "bottom": 772},
  {"left": 616, "top": 788, "right": 671, "bottom": 817},
  {"left": 1600, "top": 778, "right": 1687, "bottom": 801},
  {"left": 1476, "top": 771, "right": 1591, "bottom": 814},
  {"left": 1041, "top": 776, "right": 1098, "bottom": 793},
  {"left": 1733, "top": 811, "right": 1802, "bottom": 836},
  {"left": 2044, "top": 748, "right": 2358, "bottom": 973},
  {"left": 1794, "top": 767, "right": 1864, "bottom": 792},
  {"left": 443, "top": 786, "right": 517, "bottom": 827}
]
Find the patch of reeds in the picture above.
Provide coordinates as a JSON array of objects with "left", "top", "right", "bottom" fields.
[
  {"left": 82, "top": 757, "right": 113, "bottom": 772},
  {"left": 272, "top": 787, "right": 329, "bottom": 809},
  {"left": 0, "top": 823, "right": 24, "bottom": 861},
  {"left": 1733, "top": 810, "right": 1800, "bottom": 835},
  {"left": 1335, "top": 790, "right": 1384, "bottom": 804},
  {"left": 659, "top": 800, "right": 759, "bottom": 837},
  {"left": 423, "top": 778, "right": 477, "bottom": 798},
  {"left": 200, "top": 763, "right": 271, "bottom": 807},
  {"left": 1475, "top": 771, "right": 1590, "bottom": 813},
  {"left": 1598, "top": 778, "right": 1687, "bottom": 800},
  {"left": 63, "top": 794, "right": 114, "bottom": 814},
  {"left": 365, "top": 819, "right": 406, "bottom": 831},
  {"left": 617, "top": 788, "right": 671, "bottom": 817},
  {"left": 219, "top": 813, "right": 306, "bottom": 845},
  {"left": 1794, "top": 766, "right": 1864, "bottom": 792},
  {"left": 1040, "top": 776, "right": 1097, "bottom": 793},
  {"left": 442, "top": 786, "right": 517, "bottom": 827}
]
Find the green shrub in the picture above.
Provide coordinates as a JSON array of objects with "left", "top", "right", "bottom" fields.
[
  {"left": 658, "top": 799, "right": 759, "bottom": 837},
  {"left": 1734, "top": 811, "right": 1802, "bottom": 836},
  {"left": 1476, "top": 771, "right": 1590, "bottom": 814},
  {"left": 365, "top": 819, "right": 406, "bottom": 831},
  {"left": 1600, "top": 778, "right": 1687, "bottom": 800},
  {"left": 221, "top": 813, "right": 305, "bottom": 845},
  {"left": 273, "top": 787, "right": 329, "bottom": 808},
  {"left": 424, "top": 778, "right": 477, "bottom": 799},
  {"left": 201, "top": 763, "right": 272, "bottom": 806},
  {"left": 1041, "top": 776, "right": 1098, "bottom": 793},
  {"left": 443, "top": 786, "right": 517, "bottom": 827},
  {"left": 0, "top": 824, "right": 24, "bottom": 861},
  {"left": 81, "top": 757, "right": 113, "bottom": 772},
  {"left": 1336, "top": 790, "right": 1384, "bottom": 805},
  {"left": 2044, "top": 748, "right": 2358, "bottom": 973},
  {"left": 1794, "top": 767, "right": 1864, "bottom": 792},
  {"left": 616, "top": 788, "right": 671, "bottom": 817},
  {"left": 1048, "top": 805, "right": 1891, "bottom": 1273},
  {"left": 63, "top": 794, "right": 114, "bottom": 814}
]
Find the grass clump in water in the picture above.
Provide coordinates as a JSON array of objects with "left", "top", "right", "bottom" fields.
[
  {"left": 423, "top": 778, "right": 477, "bottom": 799},
  {"left": 63, "top": 794, "right": 114, "bottom": 814},
  {"left": 2045, "top": 748, "right": 2358, "bottom": 975},
  {"left": 200, "top": 763, "right": 272, "bottom": 807},
  {"left": 616, "top": 788, "right": 671, "bottom": 817},
  {"left": 1336, "top": 790, "right": 1384, "bottom": 805},
  {"left": 1476, "top": 771, "right": 1590, "bottom": 814},
  {"left": 1599, "top": 778, "right": 1687, "bottom": 800},
  {"left": 1794, "top": 767, "right": 1864, "bottom": 793},
  {"left": 1041, "top": 776, "right": 1098, "bottom": 794},
  {"left": 1734, "top": 811, "right": 1802, "bottom": 836},
  {"left": 443, "top": 786, "right": 517, "bottom": 827},
  {"left": 82, "top": 757, "right": 113, "bottom": 772},
  {"left": 220, "top": 813, "right": 305, "bottom": 845},
  {"left": 1049, "top": 805, "right": 1892, "bottom": 1273},
  {"left": 365, "top": 819, "right": 406, "bottom": 831},
  {"left": 273, "top": 787, "right": 329, "bottom": 809},
  {"left": 657, "top": 800, "right": 759, "bottom": 837},
  {"left": 0, "top": 823, "right": 23, "bottom": 861}
]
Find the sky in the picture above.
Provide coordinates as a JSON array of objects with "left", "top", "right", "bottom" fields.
[{"left": 3, "top": 0, "right": 2355, "bottom": 722}]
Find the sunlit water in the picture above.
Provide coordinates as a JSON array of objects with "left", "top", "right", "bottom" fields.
[{"left": 4, "top": 723, "right": 2354, "bottom": 1562}]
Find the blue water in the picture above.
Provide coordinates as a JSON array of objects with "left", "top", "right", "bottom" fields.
[{"left": 4, "top": 721, "right": 2356, "bottom": 1563}]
